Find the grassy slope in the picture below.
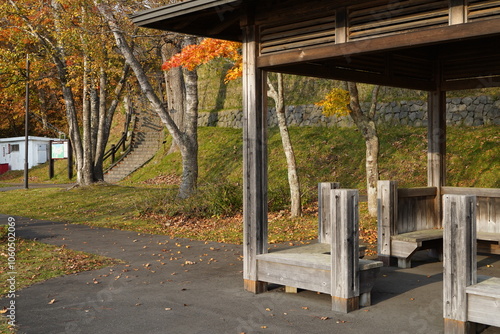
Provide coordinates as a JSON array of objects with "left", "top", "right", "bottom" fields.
[
  {"left": 0, "top": 125, "right": 498, "bottom": 239},
  {"left": 125, "top": 125, "right": 499, "bottom": 196}
]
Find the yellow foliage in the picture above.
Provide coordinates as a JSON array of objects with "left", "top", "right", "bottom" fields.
[{"left": 316, "top": 88, "right": 351, "bottom": 116}]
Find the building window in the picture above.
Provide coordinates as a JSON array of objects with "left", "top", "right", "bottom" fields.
[{"left": 10, "top": 144, "right": 19, "bottom": 153}]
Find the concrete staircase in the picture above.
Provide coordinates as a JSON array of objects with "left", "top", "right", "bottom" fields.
[{"left": 104, "top": 109, "right": 163, "bottom": 183}]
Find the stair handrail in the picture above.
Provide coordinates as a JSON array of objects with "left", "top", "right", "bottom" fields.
[{"left": 103, "top": 115, "right": 138, "bottom": 172}]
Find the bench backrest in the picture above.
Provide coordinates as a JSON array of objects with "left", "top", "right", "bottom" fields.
[
  {"left": 377, "top": 180, "right": 439, "bottom": 237},
  {"left": 443, "top": 187, "right": 500, "bottom": 234},
  {"left": 318, "top": 182, "right": 340, "bottom": 243},
  {"left": 397, "top": 187, "right": 438, "bottom": 233}
]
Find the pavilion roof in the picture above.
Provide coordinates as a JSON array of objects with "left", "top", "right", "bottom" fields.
[{"left": 131, "top": 0, "right": 500, "bottom": 91}]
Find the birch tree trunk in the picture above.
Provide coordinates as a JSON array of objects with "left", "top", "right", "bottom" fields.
[
  {"left": 97, "top": 3, "right": 199, "bottom": 198},
  {"left": 161, "top": 39, "right": 186, "bottom": 154},
  {"left": 81, "top": 55, "right": 95, "bottom": 184},
  {"left": 347, "top": 82, "right": 380, "bottom": 217},
  {"left": 268, "top": 74, "right": 301, "bottom": 217}
]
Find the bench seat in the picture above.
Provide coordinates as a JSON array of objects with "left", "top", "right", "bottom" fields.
[
  {"left": 390, "top": 229, "right": 444, "bottom": 268},
  {"left": 390, "top": 229, "right": 500, "bottom": 268},
  {"left": 269, "top": 242, "right": 366, "bottom": 258},
  {"left": 391, "top": 229, "right": 443, "bottom": 243},
  {"left": 476, "top": 232, "right": 500, "bottom": 243},
  {"left": 477, "top": 232, "right": 500, "bottom": 255},
  {"left": 257, "top": 244, "right": 382, "bottom": 307},
  {"left": 466, "top": 276, "right": 500, "bottom": 328}
]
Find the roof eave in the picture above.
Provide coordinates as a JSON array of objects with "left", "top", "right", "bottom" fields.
[{"left": 130, "top": 0, "right": 245, "bottom": 42}]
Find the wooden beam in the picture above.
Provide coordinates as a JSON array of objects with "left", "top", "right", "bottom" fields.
[
  {"left": 242, "top": 23, "right": 268, "bottom": 292},
  {"left": 427, "top": 90, "right": 446, "bottom": 228},
  {"left": 331, "top": 189, "right": 360, "bottom": 313},
  {"left": 377, "top": 180, "right": 398, "bottom": 266},
  {"left": 267, "top": 62, "right": 436, "bottom": 91},
  {"left": 443, "top": 194, "right": 477, "bottom": 331},
  {"left": 335, "top": 7, "right": 347, "bottom": 44},
  {"left": 318, "top": 182, "right": 340, "bottom": 243},
  {"left": 449, "top": 0, "right": 467, "bottom": 25},
  {"left": 442, "top": 187, "right": 500, "bottom": 197},
  {"left": 398, "top": 187, "right": 437, "bottom": 198},
  {"left": 257, "top": 19, "right": 500, "bottom": 68},
  {"left": 442, "top": 76, "right": 500, "bottom": 91}
]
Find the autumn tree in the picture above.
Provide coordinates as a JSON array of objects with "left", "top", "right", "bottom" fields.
[
  {"left": 96, "top": 1, "right": 200, "bottom": 198},
  {"left": 318, "top": 82, "right": 381, "bottom": 216},
  {"left": 2, "top": 0, "right": 130, "bottom": 184},
  {"left": 0, "top": 15, "right": 66, "bottom": 138},
  {"left": 163, "top": 38, "right": 302, "bottom": 216}
]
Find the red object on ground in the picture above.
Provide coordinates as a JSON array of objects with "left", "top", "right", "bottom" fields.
[{"left": 0, "top": 163, "right": 9, "bottom": 175}]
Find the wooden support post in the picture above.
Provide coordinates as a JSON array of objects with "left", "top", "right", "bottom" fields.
[
  {"left": 449, "top": 0, "right": 467, "bottom": 25},
  {"left": 377, "top": 180, "right": 398, "bottom": 266},
  {"left": 318, "top": 182, "right": 340, "bottom": 243},
  {"left": 48, "top": 140, "right": 54, "bottom": 179},
  {"left": 331, "top": 189, "right": 360, "bottom": 313},
  {"left": 443, "top": 194, "right": 477, "bottom": 333},
  {"left": 242, "top": 23, "right": 268, "bottom": 294},
  {"left": 335, "top": 7, "right": 347, "bottom": 44},
  {"left": 67, "top": 139, "right": 73, "bottom": 180},
  {"left": 428, "top": 90, "right": 446, "bottom": 228}
]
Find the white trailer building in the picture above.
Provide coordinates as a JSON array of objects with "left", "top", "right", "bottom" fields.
[{"left": 0, "top": 136, "right": 60, "bottom": 171}]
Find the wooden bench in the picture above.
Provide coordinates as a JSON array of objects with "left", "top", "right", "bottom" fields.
[
  {"left": 256, "top": 188, "right": 383, "bottom": 313},
  {"left": 443, "top": 194, "right": 500, "bottom": 333},
  {"left": 377, "top": 180, "right": 441, "bottom": 268},
  {"left": 257, "top": 244, "right": 381, "bottom": 307},
  {"left": 443, "top": 187, "right": 500, "bottom": 256},
  {"left": 378, "top": 182, "right": 500, "bottom": 268}
]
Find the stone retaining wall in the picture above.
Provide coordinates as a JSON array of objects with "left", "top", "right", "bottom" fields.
[{"left": 197, "top": 96, "right": 500, "bottom": 128}]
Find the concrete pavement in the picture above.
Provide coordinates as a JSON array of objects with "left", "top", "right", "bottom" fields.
[{"left": 1, "top": 214, "right": 500, "bottom": 334}]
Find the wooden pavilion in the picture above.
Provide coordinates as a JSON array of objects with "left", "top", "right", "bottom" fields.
[{"left": 132, "top": 0, "right": 500, "bottom": 329}]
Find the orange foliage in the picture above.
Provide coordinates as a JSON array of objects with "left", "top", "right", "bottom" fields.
[{"left": 162, "top": 38, "right": 242, "bottom": 82}]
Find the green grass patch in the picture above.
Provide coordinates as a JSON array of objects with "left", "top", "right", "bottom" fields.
[{"left": 0, "top": 159, "right": 73, "bottom": 184}]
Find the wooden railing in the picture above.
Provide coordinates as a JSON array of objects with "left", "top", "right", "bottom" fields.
[{"left": 103, "top": 114, "right": 137, "bottom": 169}]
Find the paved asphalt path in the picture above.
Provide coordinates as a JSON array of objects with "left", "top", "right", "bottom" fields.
[{"left": 1, "top": 214, "right": 500, "bottom": 334}]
